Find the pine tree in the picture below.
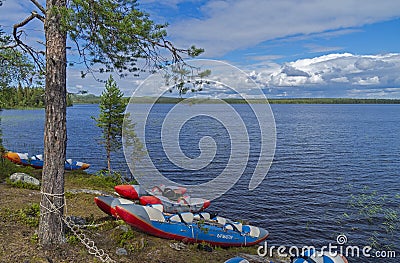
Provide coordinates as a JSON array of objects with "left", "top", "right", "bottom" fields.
[
  {"left": 94, "top": 75, "right": 126, "bottom": 173},
  {"left": 1, "top": 0, "right": 202, "bottom": 247}
]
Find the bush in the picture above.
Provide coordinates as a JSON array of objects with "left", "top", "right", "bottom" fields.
[
  {"left": 17, "top": 203, "right": 40, "bottom": 227},
  {"left": 6, "top": 178, "right": 40, "bottom": 190},
  {"left": 65, "top": 170, "right": 135, "bottom": 191},
  {"left": 0, "top": 158, "right": 42, "bottom": 183}
]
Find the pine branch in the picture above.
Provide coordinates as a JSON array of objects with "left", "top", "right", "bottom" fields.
[
  {"left": 30, "top": 0, "right": 46, "bottom": 15},
  {"left": 11, "top": 11, "right": 45, "bottom": 70}
]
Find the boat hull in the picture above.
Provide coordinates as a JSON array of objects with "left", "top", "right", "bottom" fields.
[
  {"left": 114, "top": 184, "right": 187, "bottom": 200},
  {"left": 139, "top": 195, "right": 211, "bottom": 213},
  {"left": 3, "top": 152, "right": 90, "bottom": 170},
  {"left": 94, "top": 196, "right": 134, "bottom": 218},
  {"left": 115, "top": 204, "right": 269, "bottom": 247}
]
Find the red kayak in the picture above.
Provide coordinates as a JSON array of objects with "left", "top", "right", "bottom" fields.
[
  {"left": 139, "top": 195, "right": 211, "bottom": 213},
  {"left": 114, "top": 184, "right": 187, "bottom": 200},
  {"left": 115, "top": 184, "right": 211, "bottom": 213},
  {"left": 94, "top": 196, "right": 134, "bottom": 218}
]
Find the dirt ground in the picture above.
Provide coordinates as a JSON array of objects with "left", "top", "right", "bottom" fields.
[{"left": 0, "top": 182, "right": 286, "bottom": 263}]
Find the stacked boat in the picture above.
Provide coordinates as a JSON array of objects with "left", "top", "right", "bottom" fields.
[
  {"left": 3, "top": 151, "right": 90, "bottom": 170},
  {"left": 113, "top": 184, "right": 211, "bottom": 213},
  {"left": 94, "top": 184, "right": 269, "bottom": 247}
]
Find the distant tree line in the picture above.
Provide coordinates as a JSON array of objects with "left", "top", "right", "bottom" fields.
[
  {"left": 117, "top": 97, "right": 400, "bottom": 104},
  {"left": 266, "top": 98, "right": 400, "bottom": 104},
  {"left": 0, "top": 86, "right": 73, "bottom": 109},
  {"left": 69, "top": 93, "right": 131, "bottom": 105},
  {"left": 69, "top": 93, "right": 102, "bottom": 104}
]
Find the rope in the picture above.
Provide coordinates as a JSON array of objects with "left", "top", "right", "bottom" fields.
[
  {"left": 40, "top": 191, "right": 66, "bottom": 216},
  {"left": 39, "top": 191, "right": 116, "bottom": 263},
  {"left": 64, "top": 217, "right": 116, "bottom": 263}
]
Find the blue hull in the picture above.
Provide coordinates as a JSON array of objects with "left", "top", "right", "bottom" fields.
[
  {"left": 19, "top": 158, "right": 88, "bottom": 170},
  {"left": 4, "top": 152, "right": 90, "bottom": 170},
  {"left": 116, "top": 204, "right": 269, "bottom": 247}
]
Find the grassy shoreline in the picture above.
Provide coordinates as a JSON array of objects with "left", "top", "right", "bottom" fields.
[{"left": 0, "top": 159, "right": 286, "bottom": 263}]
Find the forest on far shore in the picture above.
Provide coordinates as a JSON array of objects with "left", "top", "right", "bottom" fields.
[
  {"left": 0, "top": 86, "right": 73, "bottom": 109},
  {"left": 1, "top": 87, "right": 400, "bottom": 109}
]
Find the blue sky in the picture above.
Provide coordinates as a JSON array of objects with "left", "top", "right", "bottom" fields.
[{"left": 1, "top": 0, "right": 400, "bottom": 98}]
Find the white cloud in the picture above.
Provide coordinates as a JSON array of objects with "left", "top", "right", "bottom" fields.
[
  {"left": 66, "top": 52, "right": 400, "bottom": 98},
  {"left": 66, "top": 67, "right": 147, "bottom": 96},
  {"left": 304, "top": 44, "right": 344, "bottom": 54},
  {"left": 348, "top": 87, "right": 400, "bottom": 98},
  {"left": 355, "top": 76, "right": 380, "bottom": 85},
  {"left": 2, "top": 0, "right": 400, "bottom": 98},
  {"left": 169, "top": 0, "right": 400, "bottom": 57},
  {"left": 249, "top": 53, "right": 400, "bottom": 98},
  {"left": 331, "top": 77, "right": 349, "bottom": 83}
]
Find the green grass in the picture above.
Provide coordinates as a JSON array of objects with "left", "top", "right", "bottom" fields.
[
  {"left": 0, "top": 203, "right": 41, "bottom": 228},
  {"left": 5, "top": 178, "right": 40, "bottom": 190},
  {"left": 1, "top": 158, "right": 137, "bottom": 195},
  {"left": 65, "top": 170, "right": 135, "bottom": 192},
  {"left": 0, "top": 158, "right": 42, "bottom": 183}
]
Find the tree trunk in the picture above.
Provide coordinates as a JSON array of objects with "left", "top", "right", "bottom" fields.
[
  {"left": 107, "top": 136, "right": 111, "bottom": 173},
  {"left": 39, "top": 0, "right": 67, "bottom": 247}
]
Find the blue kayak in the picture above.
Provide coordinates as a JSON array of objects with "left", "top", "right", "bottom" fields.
[
  {"left": 224, "top": 257, "right": 250, "bottom": 263},
  {"left": 4, "top": 151, "right": 90, "bottom": 170},
  {"left": 115, "top": 203, "right": 269, "bottom": 247},
  {"left": 293, "top": 249, "right": 348, "bottom": 263}
]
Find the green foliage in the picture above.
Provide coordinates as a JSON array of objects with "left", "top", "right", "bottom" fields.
[
  {"left": 162, "top": 65, "right": 210, "bottom": 95},
  {"left": 67, "top": 92, "right": 74, "bottom": 107},
  {"left": 0, "top": 86, "right": 46, "bottom": 109},
  {"left": 59, "top": 0, "right": 203, "bottom": 78},
  {"left": 93, "top": 75, "right": 126, "bottom": 172},
  {"left": 17, "top": 203, "right": 40, "bottom": 227},
  {"left": 0, "top": 158, "right": 42, "bottom": 183},
  {"left": 117, "top": 228, "right": 136, "bottom": 247},
  {"left": 122, "top": 113, "right": 145, "bottom": 179},
  {"left": 348, "top": 190, "right": 397, "bottom": 230},
  {"left": 0, "top": 29, "right": 41, "bottom": 109},
  {"left": 112, "top": 227, "right": 146, "bottom": 253},
  {"left": 1, "top": 30, "right": 43, "bottom": 108},
  {"left": 94, "top": 170, "right": 127, "bottom": 186},
  {"left": 339, "top": 186, "right": 399, "bottom": 250},
  {"left": 66, "top": 170, "right": 133, "bottom": 191},
  {"left": 0, "top": 30, "right": 34, "bottom": 71},
  {"left": 6, "top": 178, "right": 40, "bottom": 190},
  {"left": 66, "top": 234, "right": 80, "bottom": 245},
  {"left": 69, "top": 93, "right": 101, "bottom": 104},
  {"left": 30, "top": 233, "right": 39, "bottom": 244}
]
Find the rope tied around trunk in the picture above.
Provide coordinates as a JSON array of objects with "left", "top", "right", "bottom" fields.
[
  {"left": 40, "top": 191, "right": 66, "bottom": 216},
  {"left": 39, "top": 191, "right": 116, "bottom": 262}
]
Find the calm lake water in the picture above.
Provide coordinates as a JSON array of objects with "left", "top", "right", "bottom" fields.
[{"left": 1, "top": 103, "right": 399, "bottom": 262}]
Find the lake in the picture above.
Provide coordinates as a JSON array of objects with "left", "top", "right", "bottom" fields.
[{"left": 1, "top": 103, "right": 399, "bottom": 262}]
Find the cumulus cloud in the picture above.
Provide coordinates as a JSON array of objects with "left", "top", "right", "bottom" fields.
[
  {"left": 65, "top": 53, "right": 400, "bottom": 98},
  {"left": 169, "top": 0, "right": 400, "bottom": 57},
  {"left": 250, "top": 53, "right": 400, "bottom": 98}
]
